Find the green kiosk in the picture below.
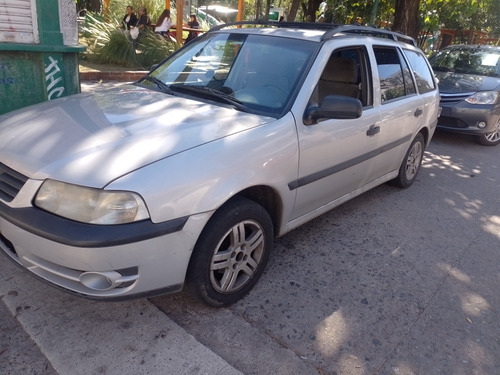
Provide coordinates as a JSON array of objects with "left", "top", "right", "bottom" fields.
[{"left": 0, "top": 0, "right": 85, "bottom": 115}]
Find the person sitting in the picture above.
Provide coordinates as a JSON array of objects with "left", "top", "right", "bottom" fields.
[
  {"left": 155, "top": 9, "right": 172, "bottom": 37},
  {"left": 136, "top": 6, "right": 151, "bottom": 32},
  {"left": 184, "top": 14, "right": 199, "bottom": 44},
  {"left": 127, "top": 7, "right": 151, "bottom": 47},
  {"left": 120, "top": 5, "right": 137, "bottom": 30}
]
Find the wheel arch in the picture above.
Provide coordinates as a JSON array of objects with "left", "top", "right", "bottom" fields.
[
  {"left": 419, "top": 126, "right": 430, "bottom": 146},
  {"left": 185, "top": 187, "right": 279, "bottom": 306},
  {"left": 232, "top": 185, "right": 283, "bottom": 238}
]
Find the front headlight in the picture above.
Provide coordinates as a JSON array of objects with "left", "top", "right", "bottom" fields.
[
  {"left": 34, "top": 180, "right": 150, "bottom": 224},
  {"left": 465, "top": 91, "right": 499, "bottom": 105}
]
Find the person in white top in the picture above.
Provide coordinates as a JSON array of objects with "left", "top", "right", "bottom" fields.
[{"left": 155, "top": 9, "right": 173, "bottom": 37}]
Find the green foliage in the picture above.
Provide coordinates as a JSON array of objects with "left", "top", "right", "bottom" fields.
[
  {"left": 81, "top": 13, "right": 179, "bottom": 69},
  {"left": 420, "top": 0, "right": 499, "bottom": 40},
  {"left": 137, "top": 31, "right": 180, "bottom": 67},
  {"left": 96, "top": 29, "right": 138, "bottom": 66},
  {"left": 85, "top": 0, "right": 500, "bottom": 49},
  {"left": 278, "top": 0, "right": 499, "bottom": 40}
]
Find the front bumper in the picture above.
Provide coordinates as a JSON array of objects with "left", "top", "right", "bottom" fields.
[
  {"left": 0, "top": 202, "right": 212, "bottom": 300},
  {"left": 437, "top": 100, "right": 500, "bottom": 136}
]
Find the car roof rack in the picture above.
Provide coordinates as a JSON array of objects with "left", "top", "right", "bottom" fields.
[{"left": 208, "top": 21, "right": 417, "bottom": 46}]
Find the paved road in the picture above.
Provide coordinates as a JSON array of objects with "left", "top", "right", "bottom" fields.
[
  {"left": 1, "top": 82, "right": 498, "bottom": 374},
  {"left": 149, "top": 130, "right": 499, "bottom": 375}
]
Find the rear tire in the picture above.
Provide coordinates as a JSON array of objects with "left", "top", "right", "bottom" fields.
[
  {"left": 186, "top": 197, "right": 273, "bottom": 307},
  {"left": 390, "top": 133, "right": 425, "bottom": 188}
]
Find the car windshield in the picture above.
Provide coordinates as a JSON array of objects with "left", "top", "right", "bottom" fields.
[
  {"left": 430, "top": 47, "right": 500, "bottom": 77},
  {"left": 144, "top": 32, "right": 316, "bottom": 117}
]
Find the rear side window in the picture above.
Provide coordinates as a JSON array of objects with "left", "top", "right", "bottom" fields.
[
  {"left": 374, "top": 46, "right": 416, "bottom": 102},
  {"left": 403, "top": 49, "right": 436, "bottom": 94}
]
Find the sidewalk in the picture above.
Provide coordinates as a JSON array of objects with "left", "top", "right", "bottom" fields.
[{"left": 0, "top": 258, "right": 242, "bottom": 375}]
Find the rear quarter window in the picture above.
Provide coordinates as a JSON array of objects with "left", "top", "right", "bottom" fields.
[{"left": 403, "top": 49, "right": 436, "bottom": 94}]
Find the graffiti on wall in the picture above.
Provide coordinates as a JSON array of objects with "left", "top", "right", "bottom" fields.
[
  {"left": 45, "top": 56, "right": 65, "bottom": 100},
  {"left": 0, "top": 63, "right": 14, "bottom": 86}
]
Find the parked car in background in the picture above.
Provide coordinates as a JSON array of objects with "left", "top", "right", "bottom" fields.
[
  {"left": 0, "top": 22, "right": 439, "bottom": 307},
  {"left": 429, "top": 44, "right": 500, "bottom": 146}
]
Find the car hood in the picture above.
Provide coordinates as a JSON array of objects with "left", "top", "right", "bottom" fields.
[
  {"left": 0, "top": 85, "right": 274, "bottom": 187},
  {"left": 434, "top": 71, "right": 500, "bottom": 94}
]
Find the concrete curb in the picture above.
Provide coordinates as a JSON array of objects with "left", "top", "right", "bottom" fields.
[{"left": 80, "top": 70, "right": 148, "bottom": 82}]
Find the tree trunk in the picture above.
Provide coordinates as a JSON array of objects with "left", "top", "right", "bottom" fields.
[
  {"left": 89, "top": 0, "right": 101, "bottom": 13},
  {"left": 288, "top": 0, "right": 301, "bottom": 21},
  {"left": 265, "top": 0, "right": 272, "bottom": 21},
  {"left": 392, "top": 0, "right": 420, "bottom": 40},
  {"left": 305, "top": 0, "right": 323, "bottom": 22}
]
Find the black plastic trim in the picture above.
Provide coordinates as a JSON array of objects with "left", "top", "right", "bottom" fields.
[
  {"left": 208, "top": 21, "right": 416, "bottom": 46},
  {"left": 0, "top": 202, "right": 188, "bottom": 248},
  {"left": 288, "top": 134, "right": 412, "bottom": 190}
]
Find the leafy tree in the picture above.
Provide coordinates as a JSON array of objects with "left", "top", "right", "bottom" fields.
[
  {"left": 420, "top": 0, "right": 499, "bottom": 42},
  {"left": 88, "top": 0, "right": 500, "bottom": 43}
]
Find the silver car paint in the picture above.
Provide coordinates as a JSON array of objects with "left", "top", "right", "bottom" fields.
[
  {"left": 0, "top": 85, "right": 275, "bottom": 187},
  {"left": 0, "top": 31, "right": 439, "bottom": 299},
  {"left": 287, "top": 38, "right": 438, "bottom": 229},
  {"left": 107, "top": 112, "right": 300, "bottom": 225}
]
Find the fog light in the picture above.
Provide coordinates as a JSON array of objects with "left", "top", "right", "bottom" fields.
[
  {"left": 477, "top": 121, "right": 487, "bottom": 129},
  {"left": 80, "top": 271, "right": 123, "bottom": 291}
]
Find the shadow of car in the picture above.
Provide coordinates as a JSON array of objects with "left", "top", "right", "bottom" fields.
[{"left": 429, "top": 44, "right": 500, "bottom": 146}]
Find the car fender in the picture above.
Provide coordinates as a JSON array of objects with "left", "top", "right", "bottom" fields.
[{"left": 107, "top": 113, "right": 300, "bottom": 227}]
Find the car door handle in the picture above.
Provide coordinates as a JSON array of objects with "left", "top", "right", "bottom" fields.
[
  {"left": 366, "top": 124, "right": 380, "bottom": 136},
  {"left": 414, "top": 108, "right": 423, "bottom": 117}
]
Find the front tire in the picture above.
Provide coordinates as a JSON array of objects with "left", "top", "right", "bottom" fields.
[
  {"left": 390, "top": 133, "right": 425, "bottom": 188},
  {"left": 474, "top": 118, "right": 500, "bottom": 146},
  {"left": 186, "top": 197, "right": 274, "bottom": 307}
]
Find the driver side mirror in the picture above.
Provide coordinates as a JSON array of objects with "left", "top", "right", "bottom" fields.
[{"left": 304, "top": 95, "right": 362, "bottom": 125}]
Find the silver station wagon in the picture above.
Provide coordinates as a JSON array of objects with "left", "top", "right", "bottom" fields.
[{"left": 0, "top": 22, "right": 439, "bottom": 307}]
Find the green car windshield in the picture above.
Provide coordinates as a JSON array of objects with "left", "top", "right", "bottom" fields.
[
  {"left": 430, "top": 47, "right": 500, "bottom": 78},
  {"left": 148, "top": 32, "right": 316, "bottom": 117}
]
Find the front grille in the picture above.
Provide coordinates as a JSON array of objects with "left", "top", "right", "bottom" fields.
[
  {"left": 439, "top": 92, "right": 473, "bottom": 104},
  {"left": 0, "top": 162, "right": 28, "bottom": 202},
  {"left": 437, "top": 116, "right": 468, "bottom": 128}
]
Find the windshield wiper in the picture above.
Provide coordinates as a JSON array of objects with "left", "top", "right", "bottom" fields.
[
  {"left": 431, "top": 66, "right": 451, "bottom": 72},
  {"left": 169, "top": 84, "right": 250, "bottom": 112},
  {"left": 142, "top": 75, "right": 175, "bottom": 95}
]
